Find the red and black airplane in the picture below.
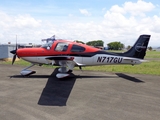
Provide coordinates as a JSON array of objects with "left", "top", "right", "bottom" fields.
[{"left": 10, "top": 34, "right": 151, "bottom": 78}]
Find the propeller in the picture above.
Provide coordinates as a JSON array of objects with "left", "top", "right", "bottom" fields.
[{"left": 10, "top": 43, "right": 18, "bottom": 65}]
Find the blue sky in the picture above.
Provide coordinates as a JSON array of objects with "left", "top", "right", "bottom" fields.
[{"left": 0, "top": 0, "right": 160, "bottom": 47}]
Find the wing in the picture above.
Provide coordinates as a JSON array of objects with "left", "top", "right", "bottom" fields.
[
  {"left": 46, "top": 56, "right": 74, "bottom": 61},
  {"left": 45, "top": 56, "right": 77, "bottom": 70},
  {"left": 46, "top": 56, "right": 82, "bottom": 78}
]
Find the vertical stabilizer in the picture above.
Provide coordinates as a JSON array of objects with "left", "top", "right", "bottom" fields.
[{"left": 122, "top": 35, "right": 151, "bottom": 59}]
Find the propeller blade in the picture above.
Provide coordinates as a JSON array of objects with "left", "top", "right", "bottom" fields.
[
  {"left": 11, "top": 42, "right": 18, "bottom": 65},
  {"left": 12, "top": 54, "right": 17, "bottom": 65}
]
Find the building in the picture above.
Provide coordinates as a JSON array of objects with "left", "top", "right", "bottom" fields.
[
  {"left": 0, "top": 44, "right": 16, "bottom": 60},
  {"left": 0, "top": 44, "right": 36, "bottom": 60}
]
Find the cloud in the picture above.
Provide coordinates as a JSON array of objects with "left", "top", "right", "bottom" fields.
[
  {"left": 124, "top": 0, "right": 155, "bottom": 16},
  {"left": 0, "top": 0, "right": 160, "bottom": 47},
  {"left": 109, "top": 0, "right": 155, "bottom": 16},
  {"left": 110, "top": 5, "right": 126, "bottom": 14},
  {"left": 101, "top": 0, "right": 159, "bottom": 46},
  {"left": 110, "top": 0, "right": 154, "bottom": 16},
  {"left": 0, "top": 12, "right": 43, "bottom": 44},
  {"left": 79, "top": 9, "right": 91, "bottom": 16},
  {"left": 13, "top": 14, "right": 42, "bottom": 28}
]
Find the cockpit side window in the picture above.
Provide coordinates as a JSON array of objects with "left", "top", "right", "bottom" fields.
[
  {"left": 55, "top": 42, "right": 69, "bottom": 52},
  {"left": 71, "top": 44, "right": 85, "bottom": 52}
]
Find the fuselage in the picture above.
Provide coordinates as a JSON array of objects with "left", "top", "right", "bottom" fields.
[{"left": 16, "top": 40, "right": 141, "bottom": 66}]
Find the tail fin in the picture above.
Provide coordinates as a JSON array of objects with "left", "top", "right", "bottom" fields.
[{"left": 122, "top": 34, "right": 151, "bottom": 59}]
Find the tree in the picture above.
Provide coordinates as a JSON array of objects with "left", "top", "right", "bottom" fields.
[
  {"left": 148, "top": 46, "right": 152, "bottom": 51},
  {"left": 107, "top": 42, "right": 124, "bottom": 50},
  {"left": 126, "top": 45, "right": 131, "bottom": 50},
  {"left": 86, "top": 40, "right": 104, "bottom": 47}
]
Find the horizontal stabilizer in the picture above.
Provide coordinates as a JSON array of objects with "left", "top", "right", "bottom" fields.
[{"left": 123, "top": 57, "right": 148, "bottom": 62}]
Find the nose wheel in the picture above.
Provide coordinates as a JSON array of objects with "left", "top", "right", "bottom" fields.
[
  {"left": 20, "top": 70, "right": 36, "bottom": 76},
  {"left": 20, "top": 64, "right": 36, "bottom": 76}
]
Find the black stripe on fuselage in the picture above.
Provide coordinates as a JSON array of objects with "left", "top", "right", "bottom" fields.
[{"left": 46, "top": 50, "right": 123, "bottom": 60}]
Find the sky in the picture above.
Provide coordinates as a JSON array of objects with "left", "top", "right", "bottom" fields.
[{"left": 0, "top": 0, "right": 160, "bottom": 47}]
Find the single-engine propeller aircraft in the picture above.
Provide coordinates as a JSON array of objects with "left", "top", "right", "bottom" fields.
[{"left": 10, "top": 34, "right": 151, "bottom": 78}]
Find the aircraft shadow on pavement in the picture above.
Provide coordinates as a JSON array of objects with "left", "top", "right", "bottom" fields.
[
  {"left": 10, "top": 75, "right": 51, "bottom": 78},
  {"left": 9, "top": 69, "right": 118, "bottom": 106},
  {"left": 10, "top": 70, "right": 141, "bottom": 106},
  {"left": 115, "top": 73, "right": 144, "bottom": 83},
  {"left": 38, "top": 71, "right": 119, "bottom": 106},
  {"left": 38, "top": 68, "right": 76, "bottom": 106},
  {"left": 75, "top": 75, "right": 118, "bottom": 79}
]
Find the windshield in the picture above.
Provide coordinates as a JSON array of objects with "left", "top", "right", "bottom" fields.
[{"left": 41, "top": 41, "right": 53, "bottom": 49}]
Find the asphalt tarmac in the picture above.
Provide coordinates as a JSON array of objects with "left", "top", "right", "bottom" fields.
[{"left": 0, "top": 63, "right": 160, "bottom": 120}]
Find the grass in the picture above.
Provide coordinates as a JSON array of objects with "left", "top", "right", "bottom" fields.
[
  {"left": 82, "top": 50, "right": 160, "bottom": 75},
  {"left": 81, "top": 61, "right": 160, "bottom": 75},
  {"left": 3, "top": 50, "right": 160, "bottom": 76},
  {"left": 145, "top": 50, "right": 160, "bottom": 58}
]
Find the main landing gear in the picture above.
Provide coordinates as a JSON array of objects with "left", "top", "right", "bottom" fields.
[
  {"left": 56, "top": 66, "right": 73, "bottom": 79},
  {"left": 55, "top": 61, "right": 75, "bottom": 79}
]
